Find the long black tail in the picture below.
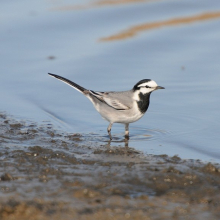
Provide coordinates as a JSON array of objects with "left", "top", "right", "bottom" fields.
[{"left": 48, "top": 73, "right": 86, "bottom": 94}]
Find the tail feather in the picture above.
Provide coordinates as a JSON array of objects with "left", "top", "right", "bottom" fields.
[{"left": 48, "top": 73, "right": 86, "bottom": 94}]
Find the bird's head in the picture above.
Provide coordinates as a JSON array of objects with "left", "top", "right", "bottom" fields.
[{"left": 133, "top": 79, "right": 165, "bottom": 94}]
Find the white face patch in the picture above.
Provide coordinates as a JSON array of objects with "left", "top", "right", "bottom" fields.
[
  {"left": 133, "top": 87, "right": 152, "bottom": 100},
  {"left": 139, "top": 87, "right": 153, "bottom": 94},
  {"left": 137, "top": 80, "right": 158, "bottom": 88}
]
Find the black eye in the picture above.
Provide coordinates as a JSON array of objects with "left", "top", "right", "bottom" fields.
[{"left": 145, "top": 86, "right": 151, "bottom": 88}]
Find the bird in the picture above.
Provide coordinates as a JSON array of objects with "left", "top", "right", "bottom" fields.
[{"left": 48, "top": 73, "right": 165, "bottom": 139}]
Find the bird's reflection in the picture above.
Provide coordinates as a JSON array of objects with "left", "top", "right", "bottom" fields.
[
  {"left": 106, "top": 137, "right": 128, "bottom": 148},
  {"left": 105, "top": 136, "right": 140, "bottom": 155}
]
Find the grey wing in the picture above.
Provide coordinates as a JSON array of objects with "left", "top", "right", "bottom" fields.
[{"left": 89, "top": 90, "right": 133, "bottom": 110}]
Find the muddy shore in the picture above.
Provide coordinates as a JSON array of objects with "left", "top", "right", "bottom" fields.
[{"left": 0, "top": 113, "right": 219, "bottom": 220}]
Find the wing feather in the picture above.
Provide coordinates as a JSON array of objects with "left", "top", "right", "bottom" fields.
[{"left": 89, "top": 90, "right": 131, "bottom": 110}]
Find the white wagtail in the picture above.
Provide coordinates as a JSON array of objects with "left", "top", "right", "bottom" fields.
[{"left": 48, "top": 73, "right": 164, "bottom": 139}]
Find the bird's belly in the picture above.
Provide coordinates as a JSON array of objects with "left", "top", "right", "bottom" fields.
[
  {"left": 114, "top": 111, "right": 144, "bottom": 123},
  {"left": 95, "top": 103, "right": 144, "bottom": 124}
]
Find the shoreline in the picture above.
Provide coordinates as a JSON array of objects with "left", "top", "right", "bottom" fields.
[{"left": 0, "top": 113, "right": 220, "bottom": 219}]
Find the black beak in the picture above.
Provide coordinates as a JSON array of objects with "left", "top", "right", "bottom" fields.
[{"left": 155, "top": 86, "right": 165, "bottom": 90}]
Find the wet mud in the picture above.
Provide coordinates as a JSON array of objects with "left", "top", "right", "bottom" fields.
[{"left": 0, "top": 113, "right": 220, "bottom": 220}]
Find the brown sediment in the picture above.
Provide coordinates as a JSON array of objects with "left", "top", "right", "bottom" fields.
[
  {"left": 100, "top": 11, "right": 220, "bottom": 41},
  {"left": 0, "top": 112, "right": 220, "bottom": 219},
  {"left": 51, "top": 0, "right": 161, "bottom": 11}
]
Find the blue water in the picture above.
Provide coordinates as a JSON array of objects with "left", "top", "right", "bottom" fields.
[{"left": 1, "top": 0, "right": 220, "bottom": 162}]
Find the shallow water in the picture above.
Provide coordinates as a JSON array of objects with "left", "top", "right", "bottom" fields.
[
  {"left": 1, "top": 114, "right": 220, "bottom": 219},
  {"left": 1, "top": 0, "right": 220, "bottom": 162}
]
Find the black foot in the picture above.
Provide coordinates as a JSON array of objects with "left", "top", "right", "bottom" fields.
[{"left": 125, "top": 134, "right": 129, "bottom": 140}]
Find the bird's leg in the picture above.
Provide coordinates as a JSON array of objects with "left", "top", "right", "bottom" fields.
[
  {"left": 107, "top": 123, "right": 113, "bottom": 140},
  {"left": 125, "top": 123, "right": 129, "bottom": 140},
  {"left": 124, "top": 137, "right": 129, "bottom": 148}
]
